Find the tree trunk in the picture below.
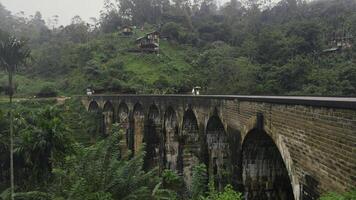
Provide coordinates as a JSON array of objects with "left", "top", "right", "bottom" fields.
[{"left": 9, "top": 72, "right": 15, "bottom": 200}]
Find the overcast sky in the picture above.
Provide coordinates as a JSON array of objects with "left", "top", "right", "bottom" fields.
[
  {"left": 0, "top": 0, "right": 105, "bottom": 25},
  {"left": 0, "top": 0, "right": 245, "bottom": 26}
]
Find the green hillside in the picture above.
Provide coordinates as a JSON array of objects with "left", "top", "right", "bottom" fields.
[
  {"left": 1, "top": 0, "right": 356, "bottom": 97},
  {"left": 3, "top": 30, "right": 196, "bottom": 96}
]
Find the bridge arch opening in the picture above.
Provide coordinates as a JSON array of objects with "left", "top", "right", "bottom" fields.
[
  {"left": 144, "top": 104, "right": 162, "bottom": 170},
  {"left": 118, "top": 102, "right": 130, "bottom": 149},
  {"left": 242, "top": 129, "right": 294, "bottom": 200},
  {"left": 103, "top": 101, "right": 114, "bottom": 135},
  {"left": 132, "top": 103, "right": 144, "bottom": 154},
  {"left": 205, "top": 114, "right": 230, "bottom": 191},
  {"left": 181, "top": 108, "right": 200, "bottom": 190},
  {"left": 88, "top": 101, "right": 99, "bottom": 112},
  {"left": 88, "top": 101, "right": 104, "bottom": 137},
  {"left": 163, "top": 107, "right": 180, "bottom": 172}
]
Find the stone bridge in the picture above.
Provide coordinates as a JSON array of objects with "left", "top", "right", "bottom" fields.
[{"left": 81, "top": 95, "right": 356, "bottom": 200}]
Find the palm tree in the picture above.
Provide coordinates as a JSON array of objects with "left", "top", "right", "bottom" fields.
[
  {"left": 0, "top": 36, "right": 30, "bottom": 200},
  {"left": 16, "top": 106, "right": 74, "bottom": 185}
]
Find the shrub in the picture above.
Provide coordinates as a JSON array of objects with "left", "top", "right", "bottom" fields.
[
  {"left": 37, "top": 85, "right": 58, "bottom": 97},
  {"left": 161, "top": 22, "right": 181, "bottom": 41},
  {"left": 319, "top": 190, "right": 356, "bottom": 200},
  {"left": 162, "top": 169, "right": 183, "bottom": 192},
  {"left": 203, "top": 184, "right": 242, "bottom": 200}
]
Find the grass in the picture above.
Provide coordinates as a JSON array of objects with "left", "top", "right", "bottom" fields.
[
  {"left": 0, "top": 73, "right": 55, "bottom": 97},
  {"left": 0, "top": 27, "right": 197, "bottom": 96},
  {"left": 113, "top": 36, "right": 195, "bottom": 90}
]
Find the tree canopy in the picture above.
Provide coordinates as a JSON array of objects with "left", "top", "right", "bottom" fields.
[{"left": 0, "top": 0, "right": 354, "bottom": 96}]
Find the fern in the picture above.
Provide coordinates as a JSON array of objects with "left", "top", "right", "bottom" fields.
[{"left": 50, "top": 124, "right": 174, "bottom": 200}]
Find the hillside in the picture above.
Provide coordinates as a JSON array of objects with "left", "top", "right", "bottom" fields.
[
  {"left": 0, "top": 0, "right": 356, "bottom": 97},
  {"left": 0, "top": 30, "right": 196, "bottom": 96}
]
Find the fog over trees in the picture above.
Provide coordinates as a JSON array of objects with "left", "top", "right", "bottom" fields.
[{"left": 1, "top": 0, "right": 355, "bottom": 96}]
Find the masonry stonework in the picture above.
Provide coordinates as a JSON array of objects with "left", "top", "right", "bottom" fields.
[{"left": 82, "top": 95, "right": 356, "bottom": 200}]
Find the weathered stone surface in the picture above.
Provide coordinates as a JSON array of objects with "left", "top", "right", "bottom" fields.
[
  {"left": 103, "top": 101, "right": 114, "bottom": 135},
  {"left": 242, "top": 129, "right": 294, "bottom": 200},
  {"left": 132, "top": 103, "right": 144, "bottom": 154},
  {"left": 181, "top": 108, "right": 200, "bottom": 191},
  {"left": 144, "top": 104, "right": 162, "bottom": 170},
  {"left": 164, "top": 107, "right": 180, "bottom": 172},
  {"left": 118, "top": 102, "right": 130, "bottom": 149},
  {"left": 82, "top": 95, "right": 356, "bottom": 200}
]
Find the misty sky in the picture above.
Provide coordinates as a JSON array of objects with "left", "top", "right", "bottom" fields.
[
  {"left": 0, "top": 0, "right": 104, "bottom": 25},
  {"left": 0, "top": 0, "right": 252, "bottom": 26}
]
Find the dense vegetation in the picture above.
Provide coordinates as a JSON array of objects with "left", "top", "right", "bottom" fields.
[
  {"left": 0, "top": 0, "right": 355, "bottom": 96},
  {"left": 0, "top": 100, "right": 246, "bottom": 200}
]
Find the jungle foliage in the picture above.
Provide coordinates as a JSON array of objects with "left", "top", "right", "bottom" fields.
[
  {"left": 0, "top": 0, "right": 355, "bottom": 96},
  {"left": 0, "top": 101, "right": 245, "bottom": 200}
]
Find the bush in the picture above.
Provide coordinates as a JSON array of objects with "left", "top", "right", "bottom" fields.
[
  {"left": 202, "top": 184, "right": 242, "bottom": 200},
  {"left": 37, "top": 85, "right": 58, "bottom": 97},
  {"left": 161, "top": 22, "right": 181, "bottom": 41}
]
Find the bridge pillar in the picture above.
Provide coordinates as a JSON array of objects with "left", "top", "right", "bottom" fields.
[
  {"left": 132, "top": 103, "right": 145, "bottom": 154},
  {"left": 163, "top": 107, "right": 180, "bottom": 172}
]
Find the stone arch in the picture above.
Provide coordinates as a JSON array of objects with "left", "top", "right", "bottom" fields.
[
  {"left": 118, "top": 102, "right": 130, "bottom": 149},
  {"left": 132, "top": 102, "right": 145, "bottom": 154},
  {"left": 163, "top": 106, "right": 180, "bottom": 172},
  {"left": 241, "top": 129, "right": 295, "bottom": 200},
  {"left": 181, "top": 108, "right": 200, "bottom": 190},
  {"left": 144, "top": 104, "right": 162, "bottom": 170},
  {"left": 264, "top": 128, "right": 300, "bottom": 200},
  {"left": 205, "top": 113, "right": 230, "bottom": 191},
  {"left": 103, "top": 101, "right": 114, "bottom": 135},
  {"left": 147, "top": 104, "right": 160, "bottom": 122},
  {"left": 88, "top": 101, "right": 99, "bottom": 112},
  {"left": 88, "top": 100, "right": 104, "bottom": 136}
]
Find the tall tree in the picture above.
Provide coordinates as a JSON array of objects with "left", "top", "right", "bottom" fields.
[{"left": 0, "top": 36, "right": 30, "bottom": 200}]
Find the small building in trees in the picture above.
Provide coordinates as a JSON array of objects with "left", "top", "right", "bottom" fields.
[
  {"left": 121, "top": 26, "right": 133, "bottom": 36},
  {"left": 323, "top": 32, "right": 353, "bottom": 53},
  {"left": 136, "top": 31, "right": 160, "bottom": 53}
]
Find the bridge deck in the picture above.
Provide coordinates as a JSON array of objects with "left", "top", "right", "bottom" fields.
[{"left": 84, "top": 94, "right": 356, "bottom": 109}]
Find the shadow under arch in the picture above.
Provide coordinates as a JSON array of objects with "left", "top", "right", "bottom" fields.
[
  {"left": 103, "top": 101, "right": 114, "bottom": 135},
  {"left": 242, "top": 129, "right": 295, "bottom": 200},
  {"left": 163, "top": 106, "right": 180, "bottom": 172},
  {"left": 88, "top": 100, "right": 99, "bottom": 112},
  {"left": 132, "top": 102, "right": 144, "bottom": 154},
  {"left": 144, "top": 104, "right": 162, "bottom": 170},
  {"left": 205, "top": 113, "right": 230, "bottom": 191},
  {"left": 88, "top": 100, "right": 104, "bottom": 137},
  {"left": 181, "top": 107, "right": 200, "bottom": 191}
]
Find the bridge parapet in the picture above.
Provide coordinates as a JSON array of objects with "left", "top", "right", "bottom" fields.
[{"left": 81, "top": 95, "right": 356, "bottom": 200}]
